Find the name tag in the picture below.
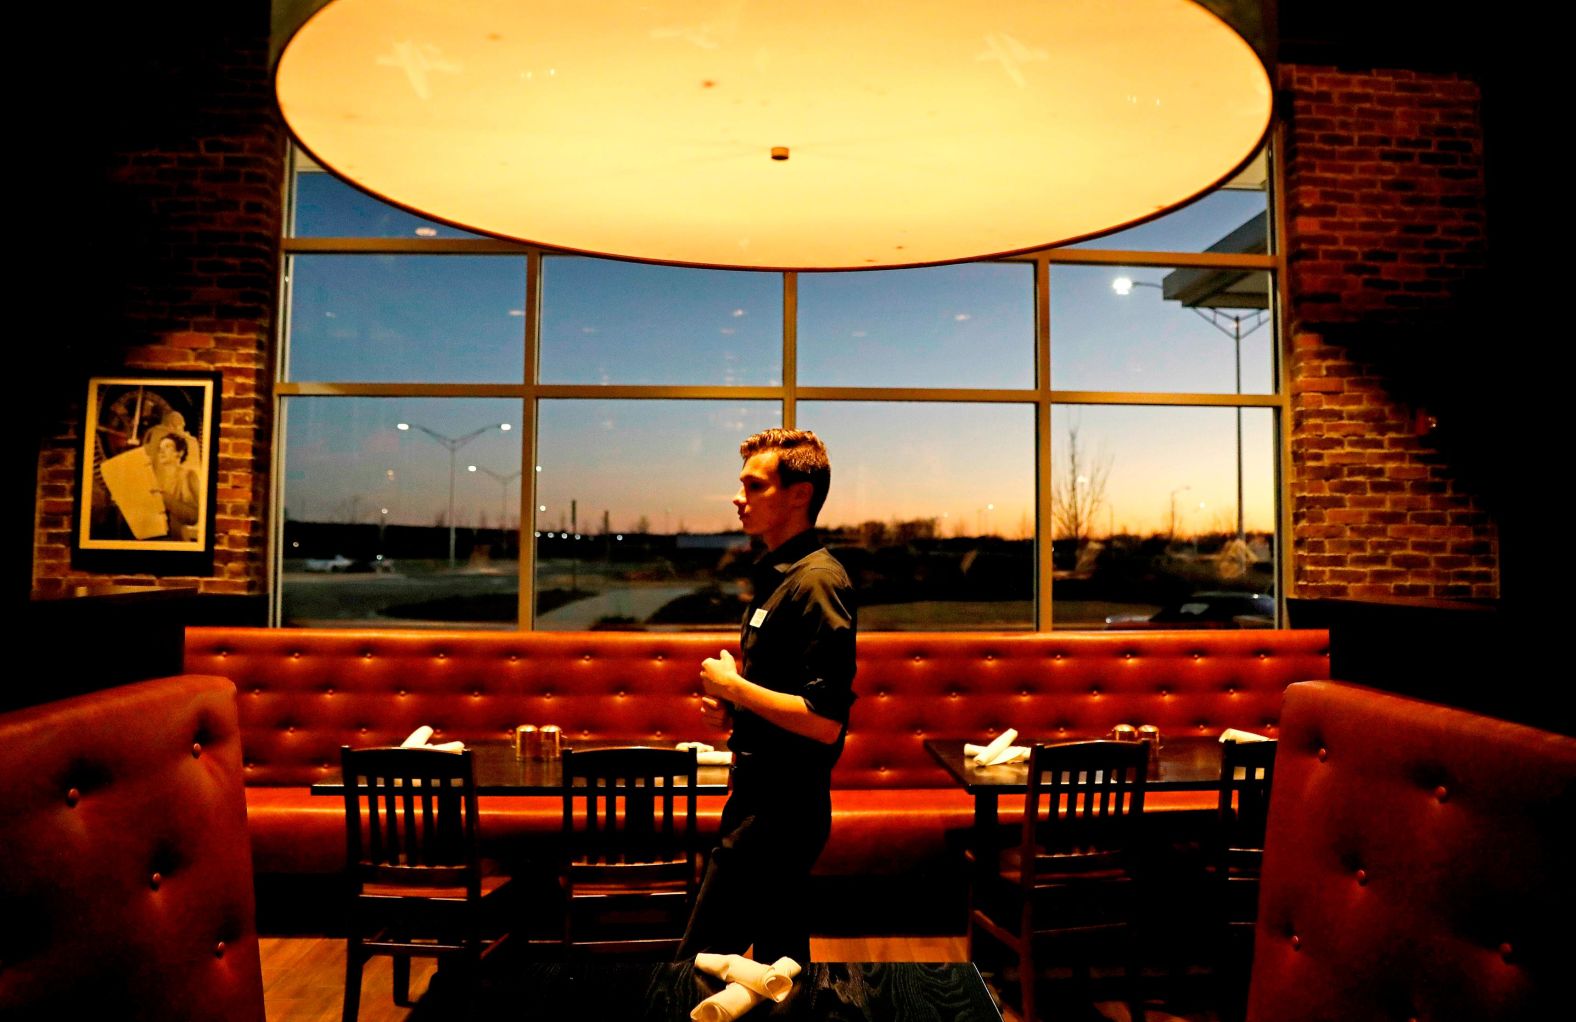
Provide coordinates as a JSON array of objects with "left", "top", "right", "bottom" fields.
[{"left": 749, "top": 608, "right": 768, "bottom": 628}]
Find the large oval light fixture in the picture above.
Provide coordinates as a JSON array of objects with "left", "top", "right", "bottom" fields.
[{"left": 273, "top": 0, "right": 1271, "bottom": 270}]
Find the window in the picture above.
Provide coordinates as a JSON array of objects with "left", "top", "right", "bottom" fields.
[{"left": 276, "top": 145, "right": 1281, "bottom": 630}]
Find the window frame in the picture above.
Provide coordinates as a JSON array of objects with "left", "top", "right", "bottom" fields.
[{"left": 271, "top": 130, "right": 1290, "bottom": 630}]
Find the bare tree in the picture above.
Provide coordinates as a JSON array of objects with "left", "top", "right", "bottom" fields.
[{"left": 1051, "top": 420, "right": 1113, "bottom": 546}]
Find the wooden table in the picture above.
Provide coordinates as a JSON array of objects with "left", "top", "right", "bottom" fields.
[
  {"left": 309, "top": 739, "right": 734, "bottom": 796},
  {"left": 924, "top": 736, "right": 1226, "bottom": 834},
  {"left": 413, "top": 960, "right": 1003, "bottom": 1021}
]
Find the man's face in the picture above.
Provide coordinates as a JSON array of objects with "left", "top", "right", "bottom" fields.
[{"left": 734, "top": 451, "right": 808, "bottom": 544}]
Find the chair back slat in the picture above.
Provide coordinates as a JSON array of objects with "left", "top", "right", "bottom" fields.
[
  {"left": 1024, "top": 741, "right": 1149, "bottom": 881},
  {"left": 1216, "top": 739, "right": 1278, "bottom": 868},
  {"left": 341, "top": 746, "right": 481, "bottom": 893},
  {"left": 561, "top": 747, "right": 697, "bottom": 872}
]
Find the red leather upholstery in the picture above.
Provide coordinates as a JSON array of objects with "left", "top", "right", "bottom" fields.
[
  {"left": 0, "top": 675, "right": 264, "bottom": 1021},
  {"left": 183, "top": 627, "right": 1330, "bottom": 877},
  {"left": 1247, "top": 681, "right": 1574, "bottom": 1022}
]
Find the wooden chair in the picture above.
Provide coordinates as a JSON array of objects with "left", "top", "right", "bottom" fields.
[
  {"left": 968, "top": 740, "right": 1150, "bottom": 1022},
  {"left": 558, "top": 746, "right": 699, "bottom": 956},
  {"left": 1212, "top": 738, "right": 1277, "bottom": 1022},
  {"left": 340, "top": 746, "right": 515, "bottom": 1021}
]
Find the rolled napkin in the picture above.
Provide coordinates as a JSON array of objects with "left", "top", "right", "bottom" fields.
[
  {"left": 693, "top": 954, "right": 800, "bottom": 1002},
  {"left": 690, "top": 982, "right": 758, "bottom": 1022},
  {"left": 1219, "top": 727, "right": 1270, "bottom": 743},
  {"left": 972, "top": 728, "right": 1019, "bottom": 765},
  {"left": 964, "top": 742, "right": 1030, "bottom": 765},
  {"left": 678, "top": 742, "right": 735, "bottom": 767},
  {"left": 399, "top": 725, "right": 464, "bottom": 753}
]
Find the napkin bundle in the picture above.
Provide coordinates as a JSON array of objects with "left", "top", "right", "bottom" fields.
[
  {"left": 1218, "top": 727, "right": 1270, "bottom": 744},
  {"left": 677, "top": 741, "right": 735, "bottom": 767},
  {"left": 400, "top": 725, "right": 465, "bottom": 753},
  {"left": 691, "top": 954, "right": 800, "bottom": 1022},
  {"left": 969, "top": 728, "right": 1029, "bottom": 766}
]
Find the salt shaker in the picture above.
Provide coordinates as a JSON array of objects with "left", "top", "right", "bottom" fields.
[{"left": 1110, "top": 723, "right": 1138, "bottom": 742}]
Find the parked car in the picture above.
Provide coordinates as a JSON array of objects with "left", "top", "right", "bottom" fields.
[
  {"left": 1104, "top": 591, "right": 1275, "bottom": 629},
  {"left": 303, "top": 554, "right": 353, "bottom": 573}
]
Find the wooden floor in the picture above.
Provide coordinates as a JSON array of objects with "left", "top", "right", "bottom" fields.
[{"left": 261, "top": 934, "right": 1221, "bottom": 1022}]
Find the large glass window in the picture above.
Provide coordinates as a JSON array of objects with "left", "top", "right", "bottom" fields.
[
  {"left": 1047, "top": 405, "right": 1276, "bottom": 630},
  {"left": 540, "top": 258, "right": 781, "bottom": 386},
  {"left": 276, "top": 141, "right": 1282, "bottom": 631},
  {"left": 799, "top": 402, "right": 1036, "bottom": 630},
  {"left": 279, "top": 397, "right": 523, "bottom": 628},
  {"left": 533, "top": 399, "right": 779, "bottom": 630},
  {"left": 286, "top": 255, "right": 527, "bottom": 383},
  {"left": 797, "top": 263, "right": 1035, "bottom": 389}
]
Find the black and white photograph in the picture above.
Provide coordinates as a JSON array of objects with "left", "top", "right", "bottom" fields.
[{"left": 74, "top": 372, "right": 220, "bottom": 572}]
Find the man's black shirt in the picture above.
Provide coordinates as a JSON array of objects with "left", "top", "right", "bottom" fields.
[{"left": 729, "top": 529, "right": 857, "bottom": 780}]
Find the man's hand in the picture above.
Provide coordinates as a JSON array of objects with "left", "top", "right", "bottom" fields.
[
  {"left": 699, "top": 695, "right": 732, "bottom": 729},
  {"left": 700, "top": 649, "right": 741, "bottom": 700}
]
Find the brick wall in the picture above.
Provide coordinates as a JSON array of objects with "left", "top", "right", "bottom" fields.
[
  {"left": 1281, "top": 65, "right": 1498, "bottom": 600},
  {"left": 29, "top": 10, "right": 284, "bottom": 598}
]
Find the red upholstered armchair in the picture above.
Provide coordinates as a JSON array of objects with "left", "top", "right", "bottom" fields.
[
  {"left": 0, "top": 675, "right": 265, "bottom": 1021},
  {"left": 1247, "top": 681, "right": 1575, "bottom": 1022}
]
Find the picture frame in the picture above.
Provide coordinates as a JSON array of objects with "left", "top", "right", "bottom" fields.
[{"left": 73, "top": 371, "right": 222, "bottom": 576}]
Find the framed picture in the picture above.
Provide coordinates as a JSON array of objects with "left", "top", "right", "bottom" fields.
[{"left": 73, "top": 371, "right": 222, "bottom": 576}]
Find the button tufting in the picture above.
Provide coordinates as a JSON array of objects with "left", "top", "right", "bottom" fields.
[
  {"left": 150, "top": 872, "right": 162, "bottom": 890},
  {"left": 1317, "top": 747, "right": 1328, "bottom": 762},
  {"left": 192, "top": 743, "right": 202, "bottom": 758},
  {"left": 66, "top": 788, "right": 80, "bottom": 807},
  {"left": 437, "top": 652, "right": 448, "bottom": 660},
  {"left": 1123, "top": 653, "right": 1134, "bottom": 660},
  {"left": 1290, "top": 935, "right": 1301, "bottom": 950},
  {"left": 1499, "top": 942, "right": 1513, "bottom": 962},
  {"left": 1355, "top": 869, "right": 1368, "bottom": 886},
  {"left": 398, "top": 689, "right": 407, "bottom": 697},
  {"left": 1053, "top": 653, "right": 1064, "bottom": 661},
  {"left": 912, "top": 655, "right": 923, "bottom": 663},
  {"left": 1435, "top": 785, "right": 1449, "bottom": 802},
  {"left": 1090, "top": 688, "right": 1100, "bottom": 697},
  {"left": 290, "top": 651, "right": 301, "bottom": 659},
  {"left": 362, "top": 650, "right": 374, "bottom": 659},
  {"left": 215, "top": 941, "right": 226, "bottom": 958},
  {"left": 472, "top": 690, "right": 481, "bottom": 698},
  {"left": 325, "top": 687, "right": 335, "bottom": 695},
  {"left": 509, "top": 654, "right": 519, "bottom": 662}
]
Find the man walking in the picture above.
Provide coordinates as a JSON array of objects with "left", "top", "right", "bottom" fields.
[{"left": 678, "top": 428, "right": 857, "bottom": 966}]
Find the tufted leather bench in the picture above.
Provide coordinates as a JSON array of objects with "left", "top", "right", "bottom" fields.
[
  {"left": 184, "top": 627, "right": 1328, "bottom": 883},
  {"left": 1247, "top": 681, "right": 1574, "bottom": 1021},
  {"left": 0, "top": 674, "right": 265, "bottom": 1020}
]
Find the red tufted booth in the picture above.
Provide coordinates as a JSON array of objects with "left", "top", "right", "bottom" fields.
[
  {"left": 184, "top": 626, "right": 1329, "bottom": 882},
  {"left": 1247, "top": 681, "right": 1574, "bottom": 1022},
  {"left": 0, "top": 674, "right": 265, "bottom": 1021}
]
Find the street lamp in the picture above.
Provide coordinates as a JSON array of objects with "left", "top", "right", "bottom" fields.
[
  {"left": 468, "top": 464, "right": 523, "bottom": 533},
  {"left": 397, "top": 420, "right": 511, "bottom": 567},
  {"left": 1113, "top": 277, "right": 1265, "bottom": 542}
]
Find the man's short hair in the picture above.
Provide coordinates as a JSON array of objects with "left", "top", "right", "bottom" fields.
[{"left": 740, "top": 428, "right": 831, "bottom": 524}]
